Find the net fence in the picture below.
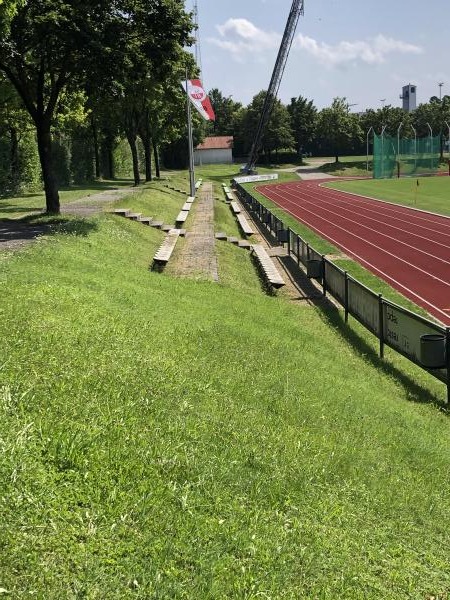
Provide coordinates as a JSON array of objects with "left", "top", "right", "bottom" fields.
[{"left": 373, "top": 134, "right": 440, "bottom": 179}]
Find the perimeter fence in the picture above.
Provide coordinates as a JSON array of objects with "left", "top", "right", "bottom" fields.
[
  {"left": 233, "top": 181, "right": 450, "bottom": 402},
  {"left": 373, "top": 133, "right": 441, "bottom": 179}
]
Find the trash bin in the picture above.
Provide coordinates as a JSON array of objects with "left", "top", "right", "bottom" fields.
[
  {"left": 420, "top": 334, "right": 446, "bottom": 369},
  {"left": 307, "top": 259, "right": 323, "bottom": 279}
]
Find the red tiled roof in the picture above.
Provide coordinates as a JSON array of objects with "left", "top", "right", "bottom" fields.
[{"left": 196, "top": 136, "right": 233, "bottom": 150}]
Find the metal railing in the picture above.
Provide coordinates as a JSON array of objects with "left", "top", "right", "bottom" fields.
[{"left": 234, "top": 182, "right": 450, "bottom": 402}]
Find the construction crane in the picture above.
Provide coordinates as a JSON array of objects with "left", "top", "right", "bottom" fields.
[
  {"left": 193, "top": 0, "right": 203, "bottom": 79},
  {"left": 243, "top": 0, "right": 305, "bottom": 174}
]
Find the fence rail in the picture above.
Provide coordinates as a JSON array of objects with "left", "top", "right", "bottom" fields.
[{"left": 234, "top": 181, "right": 450, "bottom": 402}]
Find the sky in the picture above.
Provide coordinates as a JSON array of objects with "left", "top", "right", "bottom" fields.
[{"left": 186, "top": 0, "right": 449, "bottom": 111}]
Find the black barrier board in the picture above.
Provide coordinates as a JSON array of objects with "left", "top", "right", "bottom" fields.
[
  {"left": 324, "top": 261, "right": 346, "bottom": 305},
  {"left": 382, "top": 302, "right": 447, "bottom": 383},
  {"left": 348, "top": 278, "right": 380, "bottom": 335}
]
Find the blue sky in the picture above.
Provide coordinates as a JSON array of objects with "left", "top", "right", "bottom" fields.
[{"left": 187, "top": 0, "right": 448, "bottom": 110}]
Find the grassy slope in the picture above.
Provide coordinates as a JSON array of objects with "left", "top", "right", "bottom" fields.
[
  {"left": 0, "top": 179, "right": 135, "bottom": 220},
  {"left": 327, "top": 175, "right": 450, "bottom": 217},
  {"left": 1, "top": 179, "right": 450, "bottom": 598}
]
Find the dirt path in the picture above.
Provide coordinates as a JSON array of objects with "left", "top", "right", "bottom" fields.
[
  {"left": 0, "top": 186, "right": 137, "bottom": 252},
  {"left": 169, "top": 182, "right": 219, "bottom": 281}
]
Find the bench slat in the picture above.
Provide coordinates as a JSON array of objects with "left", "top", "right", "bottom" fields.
[
  {"left": 230, "top": 201, "right": 241, "bottom": 214},
  {"left": 153, "top": 229, "right": 180, "bottom": 263},
  {"left": 251, "top": 245, "right": 285, "bottom": 288},
  {"left": 236, "top": 214, "right": 254, "bottom": 235},
  {"left": 175, "top": 210, "right": 189, "bottom": 223}
]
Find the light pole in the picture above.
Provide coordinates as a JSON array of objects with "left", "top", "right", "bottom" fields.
[
  {"left": 439, "top": 82, "right": 444, "bottom": 101},
  {"left": 185, "top": 68, "right": 196, "bottom": 197},
  {"left": 366, "top": 126, "right": 374, "bottom": 172}
]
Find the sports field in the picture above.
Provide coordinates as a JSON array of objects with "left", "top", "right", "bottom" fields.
[{"left": 256, "top": 176, "right": 450, "bottom": 324}]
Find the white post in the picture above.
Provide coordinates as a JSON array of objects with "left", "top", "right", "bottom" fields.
[
  {"left": 185, "top": 68, "right": 196, "bottom": 197},
  {"left": 411, "top": 124, "right": 417, "bottom": 170},
  {"left": 380, "top": 125, "right": 387, "bottom": 178},
  {"left": 366, "top": 126, "right": 374, "bottom": 172},
  {"left": 426, "top": 122, "right": 433, "bottom": 171}
]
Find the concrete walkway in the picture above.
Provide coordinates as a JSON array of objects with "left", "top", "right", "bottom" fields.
[{"left": 169, "top": 182, "right": 218, "bottom": 282}]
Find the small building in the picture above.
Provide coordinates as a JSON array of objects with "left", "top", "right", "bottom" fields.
[{"left": 194, "top": 136, "right": 233, "bottom": 165}]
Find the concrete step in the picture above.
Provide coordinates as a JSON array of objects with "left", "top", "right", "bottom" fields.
[
  {"left": 215, "top": 232, "right": 228, "bottom": 240},
  {"left": 150, "top": 220, "right": 164, "bottom": 228}
]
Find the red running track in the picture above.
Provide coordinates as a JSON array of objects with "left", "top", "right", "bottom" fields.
[{"left": 256, "top": 179, "right": 450, "bottom": 325}]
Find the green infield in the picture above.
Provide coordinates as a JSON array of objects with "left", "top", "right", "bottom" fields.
[
  {"left": 327, "top": 175, "right": 450, "bottom": 216},
  {"left": 1, "top": 169, "right": 450, "bottom": 598}
]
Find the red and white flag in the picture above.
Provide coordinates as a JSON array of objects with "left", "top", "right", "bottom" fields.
[{"left": 183, "top": 79, "right": 215, "bottom": 121}]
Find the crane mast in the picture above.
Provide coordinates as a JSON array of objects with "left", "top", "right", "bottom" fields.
[{"left": 243, "top": 0, "right": 305, "bottom": 174}]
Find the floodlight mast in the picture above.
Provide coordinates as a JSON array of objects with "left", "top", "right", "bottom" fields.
[{"left": 242, "top": 0, "right": 305, "bottom": 174}]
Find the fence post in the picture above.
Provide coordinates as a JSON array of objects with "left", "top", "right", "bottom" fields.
[
  {"left": 378, "top": 294, "right": 384, "bottom": 359},
  {"left": 287, "top": 228, "right": 291, "bottom": 256},
  {"left": 322, "top": 256, "right": 327, "bottom": 297},
  {"left": 297, "top": 236, "right": 300, "bottom": 266},
  {"left": 344, "top": 272, "right": 349, "bottom": 323},
  {"left": 306, "top": 243, "right": 310, "bottom": 261},
  {"left": 446, "top": 328, "right": 450, "bottom": 404}
]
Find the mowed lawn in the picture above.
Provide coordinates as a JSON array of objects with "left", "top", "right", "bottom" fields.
[
  {"left": 1, "top": 177, "right": 450, "bottom": 598},
  {"left": 327, "top": 175, "right": 450, "bottom": 216}
]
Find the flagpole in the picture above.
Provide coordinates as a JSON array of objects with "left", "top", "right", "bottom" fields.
[{"left": 185, "top": 68, "right": 196, "bottom": 197}]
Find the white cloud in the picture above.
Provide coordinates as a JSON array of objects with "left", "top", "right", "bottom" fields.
[
  {"left": 295, "top": 34, "right": 423, "bottom": 67},
  {"left": 208, "top": 18, "right": 281, "bottom": 60}
]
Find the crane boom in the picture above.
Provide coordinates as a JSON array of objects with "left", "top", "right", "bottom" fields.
[{"left": 243, "top": 0, "right": 304, "bottom": 174}]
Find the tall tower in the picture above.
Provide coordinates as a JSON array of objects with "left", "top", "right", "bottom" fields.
[{"left": 400, "top": 84, "right": 417, "bottom": 112}]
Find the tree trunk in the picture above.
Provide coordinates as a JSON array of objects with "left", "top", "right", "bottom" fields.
[
  {"left": 139, "top": 131, "right": 152, "bottom": 182},
  {"left": 126, "top": 132, "right": 140, "bottom": 186},
  {"left": 9, "top": 126, "right": 19, "bottom": 189},
  {"left": 36, "top": 119, "right": 60, "bottom": 214},
  {"left": 153, "top": 139, "right": 160, "bottom": 178},
  {"left": 91, "top": 116, "right": 100, "bottom": 179},
  {"left": 335, "top": 152, "right": 339, "bottom": 163}
]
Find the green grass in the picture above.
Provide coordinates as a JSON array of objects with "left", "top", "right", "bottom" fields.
[
  {"left": 327, "top": 175, "right": 450, "bottom": 217},
  {"left": 1, "top": 171, "right": 450, "bottom": 598},
  {"left": 0, "top": 179, "right": 135, "bottom": 220}
]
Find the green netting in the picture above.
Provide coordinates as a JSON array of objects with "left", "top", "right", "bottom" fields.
[{"left": 373, "top": 134, "right": 440, "bottom": 179}]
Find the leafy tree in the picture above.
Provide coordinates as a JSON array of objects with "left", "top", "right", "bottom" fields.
[
  {"left": 287, "top": 96, "right": 317, "bottom": 156},
  {"left": 207, "top": 89, "right": 242, "bottom": 136},
  {"left": 234, "top": 91, "right": 294, "bottom": 163},
  {"left": 316, "top": 98, "right": 362, "bottom": 162},
  {"left": 0, "top": 0, "right": 193, "bottom": 213}
]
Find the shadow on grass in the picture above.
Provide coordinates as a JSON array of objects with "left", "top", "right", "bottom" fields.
[
  {"left": 0, "top": 215, "right": 98, "bottom": 246},
  {"left": 317, "top": 302, "right": 448, "bottom": 410},
  {"left": 0, "top": 203, "right": 43, "bottom": 214}
]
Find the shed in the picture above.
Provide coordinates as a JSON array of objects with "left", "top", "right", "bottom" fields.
[{"left": 194, "top": 136, "right": 233, "bottom": 166}]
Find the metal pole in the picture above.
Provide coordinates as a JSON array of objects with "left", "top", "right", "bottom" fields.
[
  {"left": 445, "top": 121, "right": 450, "bottom": 159},
  {"left": 426, "top": 122, "right": 433, "bottom": 172},
  {"left": 366, "top": 126, "right": 374, "bottom": 172},
  {"left": 397, "top": 121, "right": 403, "bottom": 157},
  {"left": 380, "top": 125, "right": 387, "bottom": 179},
  {"left": 411, "top": 124, "right": 417, "bottom": 171},
  {"left": 185, "top": 68, "right": 196, "bottom": 197}
]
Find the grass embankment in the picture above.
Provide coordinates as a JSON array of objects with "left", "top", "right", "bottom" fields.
[
  {"left": 1, "top": 177, "right": 450, "bottom": 597},
  {"left": 0, "top": 179, "right": 135, "bottom": 220},
  {"left": 327, "top": 175, "right": 450, "bottom": 217}
]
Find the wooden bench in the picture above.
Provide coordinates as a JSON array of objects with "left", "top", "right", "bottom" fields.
[
  {"left": 251, "top": 245, "right": 285, "bottom": 288},
  {"left": 114, "top": 208, "right": 130, "bottom": 217},
  {"left": 236, "top": 213, "right": 254, "bottom": 236},
  {"left": 186, "top": 196, "right": 195, "bottom": 204},
  {"left": 226, "top": 192, "right": 234, "bottom": 202},
  {"left": 126, "top": 212, "right": 142, "bottom": 221},
  {"left": 175, "top": 210, "right": 189, "bottom": 225},
  {"left": 230, "top": 201, "right": 241, "bottom": 214},
  {"left": 195, "top": 179, "right": 202, "bottom": 189},
  {"left": 152, "top": 229, "right": 181, "bottom": 270},
  {"left": 181, "top": 202, "right": 192, "bottom": 212},
  {"left": 138, "top": 216, "right": 153, "bottom": 225}
]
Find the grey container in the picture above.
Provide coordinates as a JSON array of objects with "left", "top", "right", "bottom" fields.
[{"left": 420, "top": 334, "right": 446, "bottom": 369}]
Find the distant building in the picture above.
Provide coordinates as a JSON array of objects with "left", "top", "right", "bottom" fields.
[
  {"left": 401, "top": 84, "right": 417, "bottom": 112},
  {"left": 194, "top": 136, "right": 233, "bottom": 165}
]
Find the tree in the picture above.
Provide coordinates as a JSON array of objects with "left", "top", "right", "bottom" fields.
[
  {"left": 0, "top": 0, "right": 193, "bottom": 213},
  {"left": 207, "top": 89, "right": 242, "bottom": 136},
  {"left": 287, "top": 96, "right": 317, "bottom": 155},
  {"left": 316, "top": 98, "right": 362, "bottom": 162}
]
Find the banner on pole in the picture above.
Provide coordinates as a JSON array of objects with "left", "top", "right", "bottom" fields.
[{"left": 183, "top": 79, "right": 215, "bottom": 121}]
